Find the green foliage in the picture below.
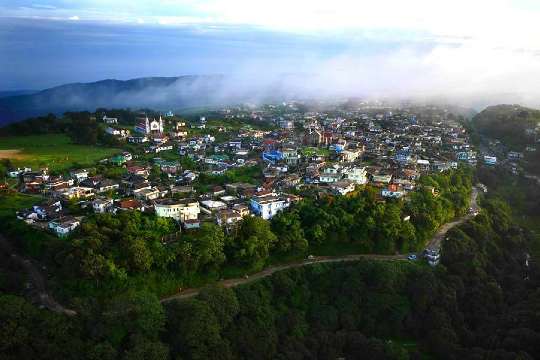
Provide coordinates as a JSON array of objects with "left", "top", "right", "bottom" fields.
[
  {"left": 160, "top": 200, "right": 536, "bottom": 359},
  {"left": 227, "top": 216, "right": 277, "bottom": 268},
  {"left": 473, "top": 104, "right": 540, "bottom": 150},
  {"left": 288, "top": 167, "right": 473, "bottom": 255},
  {"left": 271, "top": 209, "right": 308, "bottom": 255},
  {"left": 66, "top": 211, "right": 178, "bottom": 281}
]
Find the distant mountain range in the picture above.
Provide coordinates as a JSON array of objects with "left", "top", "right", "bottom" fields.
[
  {"left": 0, "top": 90, "right": 38, "bottom": 98},
  {"left": 0, "top": 75, "right": 245, "bottom": 125}
]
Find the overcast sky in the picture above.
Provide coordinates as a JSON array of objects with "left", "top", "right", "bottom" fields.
[{"left": 1, "top": 0, "right": 540, "bottom": 107}]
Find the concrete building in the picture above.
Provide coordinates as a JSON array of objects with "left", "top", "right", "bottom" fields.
[
  {"left": 154, "top": 198, "right": 200, "bottom": 222},
  {"left": 250, "top": 194, "right": 290, "bottom": 220}
]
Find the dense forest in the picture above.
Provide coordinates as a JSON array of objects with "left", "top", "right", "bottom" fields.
[{"left": 1, "top": 195, "right": 537, "bottom": 359}]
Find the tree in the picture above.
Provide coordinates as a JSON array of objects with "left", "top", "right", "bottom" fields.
[
  {"left": 271, "top": 209, "right": 308, "bottom": 254},
  {"left": 123, "top": 335, "right": 169, "bottom": 360},
  {"left": 127, "top": 238, "right": 153, "bottom": 272},
  {"left": 228, "top": 217, "right": 277, "bottom": 268},
  {"left": 166, "top": 299, "right": 229, "bottom": 360},
  {"left": 198, "top": 286, "right": 240, "bottom": 327},
  {"left": 190, "top": 223, "right": 226, "bottom": 271}
]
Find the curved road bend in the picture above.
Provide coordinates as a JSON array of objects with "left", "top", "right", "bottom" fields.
[
  {"left": 161, "top": 187, "right": 479, "bottom": 303},
  {"left": 0, "top": 234, "right": 77, "bottom": 316}
]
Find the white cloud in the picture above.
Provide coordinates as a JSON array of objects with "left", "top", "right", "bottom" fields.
[{"left": 68, "top": 15, "right": 80, "bottom": 21}]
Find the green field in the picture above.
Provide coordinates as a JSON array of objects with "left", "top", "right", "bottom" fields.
[
  {"left": 0, "top": 134, "right": 118, "bottom": 172},
  {"left": 301, "top": 146, "right": 331, "bottom": 157}
]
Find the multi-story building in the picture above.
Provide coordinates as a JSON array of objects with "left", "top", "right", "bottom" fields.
[
  {"left": 250, "top": 194, "right": 290, "bottom": 220},
  {"left": 154, "top": 198, "right": 200, "bottom": 222}
]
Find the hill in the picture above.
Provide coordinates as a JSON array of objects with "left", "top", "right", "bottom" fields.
[
  {"left": 0, "top": 90, "right": 38, "bottom": 98},
  {"left": 0, "top": 75, "right": 226, "bottom": 125},
  {"left": 473, "top": 104, "right": 540, "bottom": 149}
]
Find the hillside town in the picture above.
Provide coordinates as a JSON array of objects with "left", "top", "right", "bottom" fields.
[{"left": 6, "top": 102, "right": 478, "bottom": 240}]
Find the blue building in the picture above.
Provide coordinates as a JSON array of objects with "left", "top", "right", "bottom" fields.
[{"left": 262, "top": 150, "right": 283, "bottom": 164}]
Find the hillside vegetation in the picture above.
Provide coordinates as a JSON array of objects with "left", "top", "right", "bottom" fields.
[
  {"left": 0, "top": 198, "right": 537, "bottom": 359},
  {"left": 473, "top": 104, "right": 540, "bottom": 149}
]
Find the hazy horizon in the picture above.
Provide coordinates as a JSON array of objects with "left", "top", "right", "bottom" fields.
[{"left": 2, "top": 0, "right": 540, "bottom": 109}]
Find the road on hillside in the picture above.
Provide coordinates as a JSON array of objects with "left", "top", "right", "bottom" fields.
[
  {"left": 0, "top": 187, "right": 478, "bottom": 311},
  {"left": 0, "top": 234, "right": 77, "bottom": 316},
  {"left": 425, "top": 186, "right": 479, "bottom": 251},
  {"left": 161, "top": 188, "right": 479, "bottom": 303}
]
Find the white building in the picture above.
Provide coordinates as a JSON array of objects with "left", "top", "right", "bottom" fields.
[
  {"left": 106, "top": 127, "right": 130, "bottom": 138},
  {"left": 319, "top": 165, "right": 342, "bottom": 183},
  {"left": 340, "top": 148, "right": 363, "bottom": 162},
  {"left": 250, "top": 194, "right": 290, "bottom": 220},
  {"left": 92, "top": 198, "right": 113, "bottom": 213},
  {"left": 381, "top": 189, "right": 404, "bottom": 198},
  {"left": 154, "top": 198, "right": 200, "bottom": 222},
  {"left": 70, "top": 169, "right": 89, "bottom": 182},
  {"left": 330, "top": 180, "right": 356, "bottom": 195},
  {"left": 342, "top": 167, "right": 368, "bottom": 184},
  {"left": 48, "top": 217, "right": 80, "bottom": 237},
  {"left": 103, "top": 115, "right": 118, "bottom": 124}
]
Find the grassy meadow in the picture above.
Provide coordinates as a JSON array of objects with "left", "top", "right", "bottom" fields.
[{"left": 0, "top": 134, "right": 118, "bottom": 172}]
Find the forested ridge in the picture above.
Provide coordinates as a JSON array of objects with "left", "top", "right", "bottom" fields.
[{"left": 1, "top": 194, "right": 538, "bottom": 359}]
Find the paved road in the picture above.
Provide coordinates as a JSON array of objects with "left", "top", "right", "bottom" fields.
[
  {"left": 161, "top": 188, "right": 479, "bottom": 303},
  {"left": 425, "top": 186, "right": 479, "bottom": 251},
  {"left": 0, "top": 234, "right": 77, "bottom": 316}
]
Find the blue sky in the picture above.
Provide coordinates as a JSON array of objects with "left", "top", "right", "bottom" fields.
[{"left": 1, "top": 0, "right": 540, "bottom": 106}]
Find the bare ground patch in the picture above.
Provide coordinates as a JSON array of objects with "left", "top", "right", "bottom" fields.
[{"left": 0, "top": 149, "right": 27, "bottom": 160}]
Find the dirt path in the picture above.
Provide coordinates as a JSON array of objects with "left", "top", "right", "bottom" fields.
[
  {"left": 161, "top": 188, "right": 479, "bottom": 303},
  {"left": 0, "top": 234, "right": 76, "bottom": 316},
  {"left": 161, "top": 254, "right": 406, "bottom": 302}
]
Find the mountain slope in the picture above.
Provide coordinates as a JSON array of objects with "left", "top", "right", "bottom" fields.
[
  {"left": 0, "top": 75, "right": 225, "bottom": 124},
  {"left": 473, "top": 104, "right": 540, "bottom": 148}
]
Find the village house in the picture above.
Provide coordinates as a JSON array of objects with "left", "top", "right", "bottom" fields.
[
  {"left": 133, "top": 187, "right": 161, "bottom": 201},
  {"left": 102, "top": 115, "right": 118, "bottom": 124},
  {"left": 70, "top": 169, "right": 89, "bottom": 183},
  {"left": 342, "top": 166, "right": 368, "bottom": 184},
  {"left": 330, "top": 180, "right": 356, "bottom": 196},
  {"left": 250, "top": 193, "right": 291, "bottom": 220},
  {"left": 61, "top": 186, "right": 95, "bottom": 200},
  {"left": 48, "top": 217, "right": 80, "bottom": 237},
  {"left": 92, "top": 198, "right": 114, "bottom": 213},
  {"left": 216, "top": 209, "right": 243, "bottom": 227},
  {"left": 319, "top": 165, "right": 342, "bottom": 183},
  {"left": 200, "top": 200, "right": 228, "bottom": 214},
  {"left": 340, "top": 147, "right": 363, "bottom": 162},
  {"left": 154, "top": 198, "right": 200, "bottom": 222},
  {"left": 117, "top": 199, "right": 143, "bottom": 211}
]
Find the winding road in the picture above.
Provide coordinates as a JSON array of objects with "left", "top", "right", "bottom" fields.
[
  {"left": 161, "top": 187, "right": 479, "bottom": 303},
  {"left": 0, "top": 187, "right": 478, "bottom": 310}
]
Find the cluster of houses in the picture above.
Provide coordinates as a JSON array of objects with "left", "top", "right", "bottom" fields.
[{"left": 9, "top": 103, "right": 476, "bottom": 238}]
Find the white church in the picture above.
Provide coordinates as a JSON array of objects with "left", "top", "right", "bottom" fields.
[{"left": 135, "top": 115, "right": 164, "bottom": 135}]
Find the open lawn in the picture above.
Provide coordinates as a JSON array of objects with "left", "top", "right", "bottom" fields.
[
  {"left": 0, "top": 134, "right": 118, "bottom": 172},
  {"left": 301, "top": 146, "right": 331, "bottom": 157}
]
